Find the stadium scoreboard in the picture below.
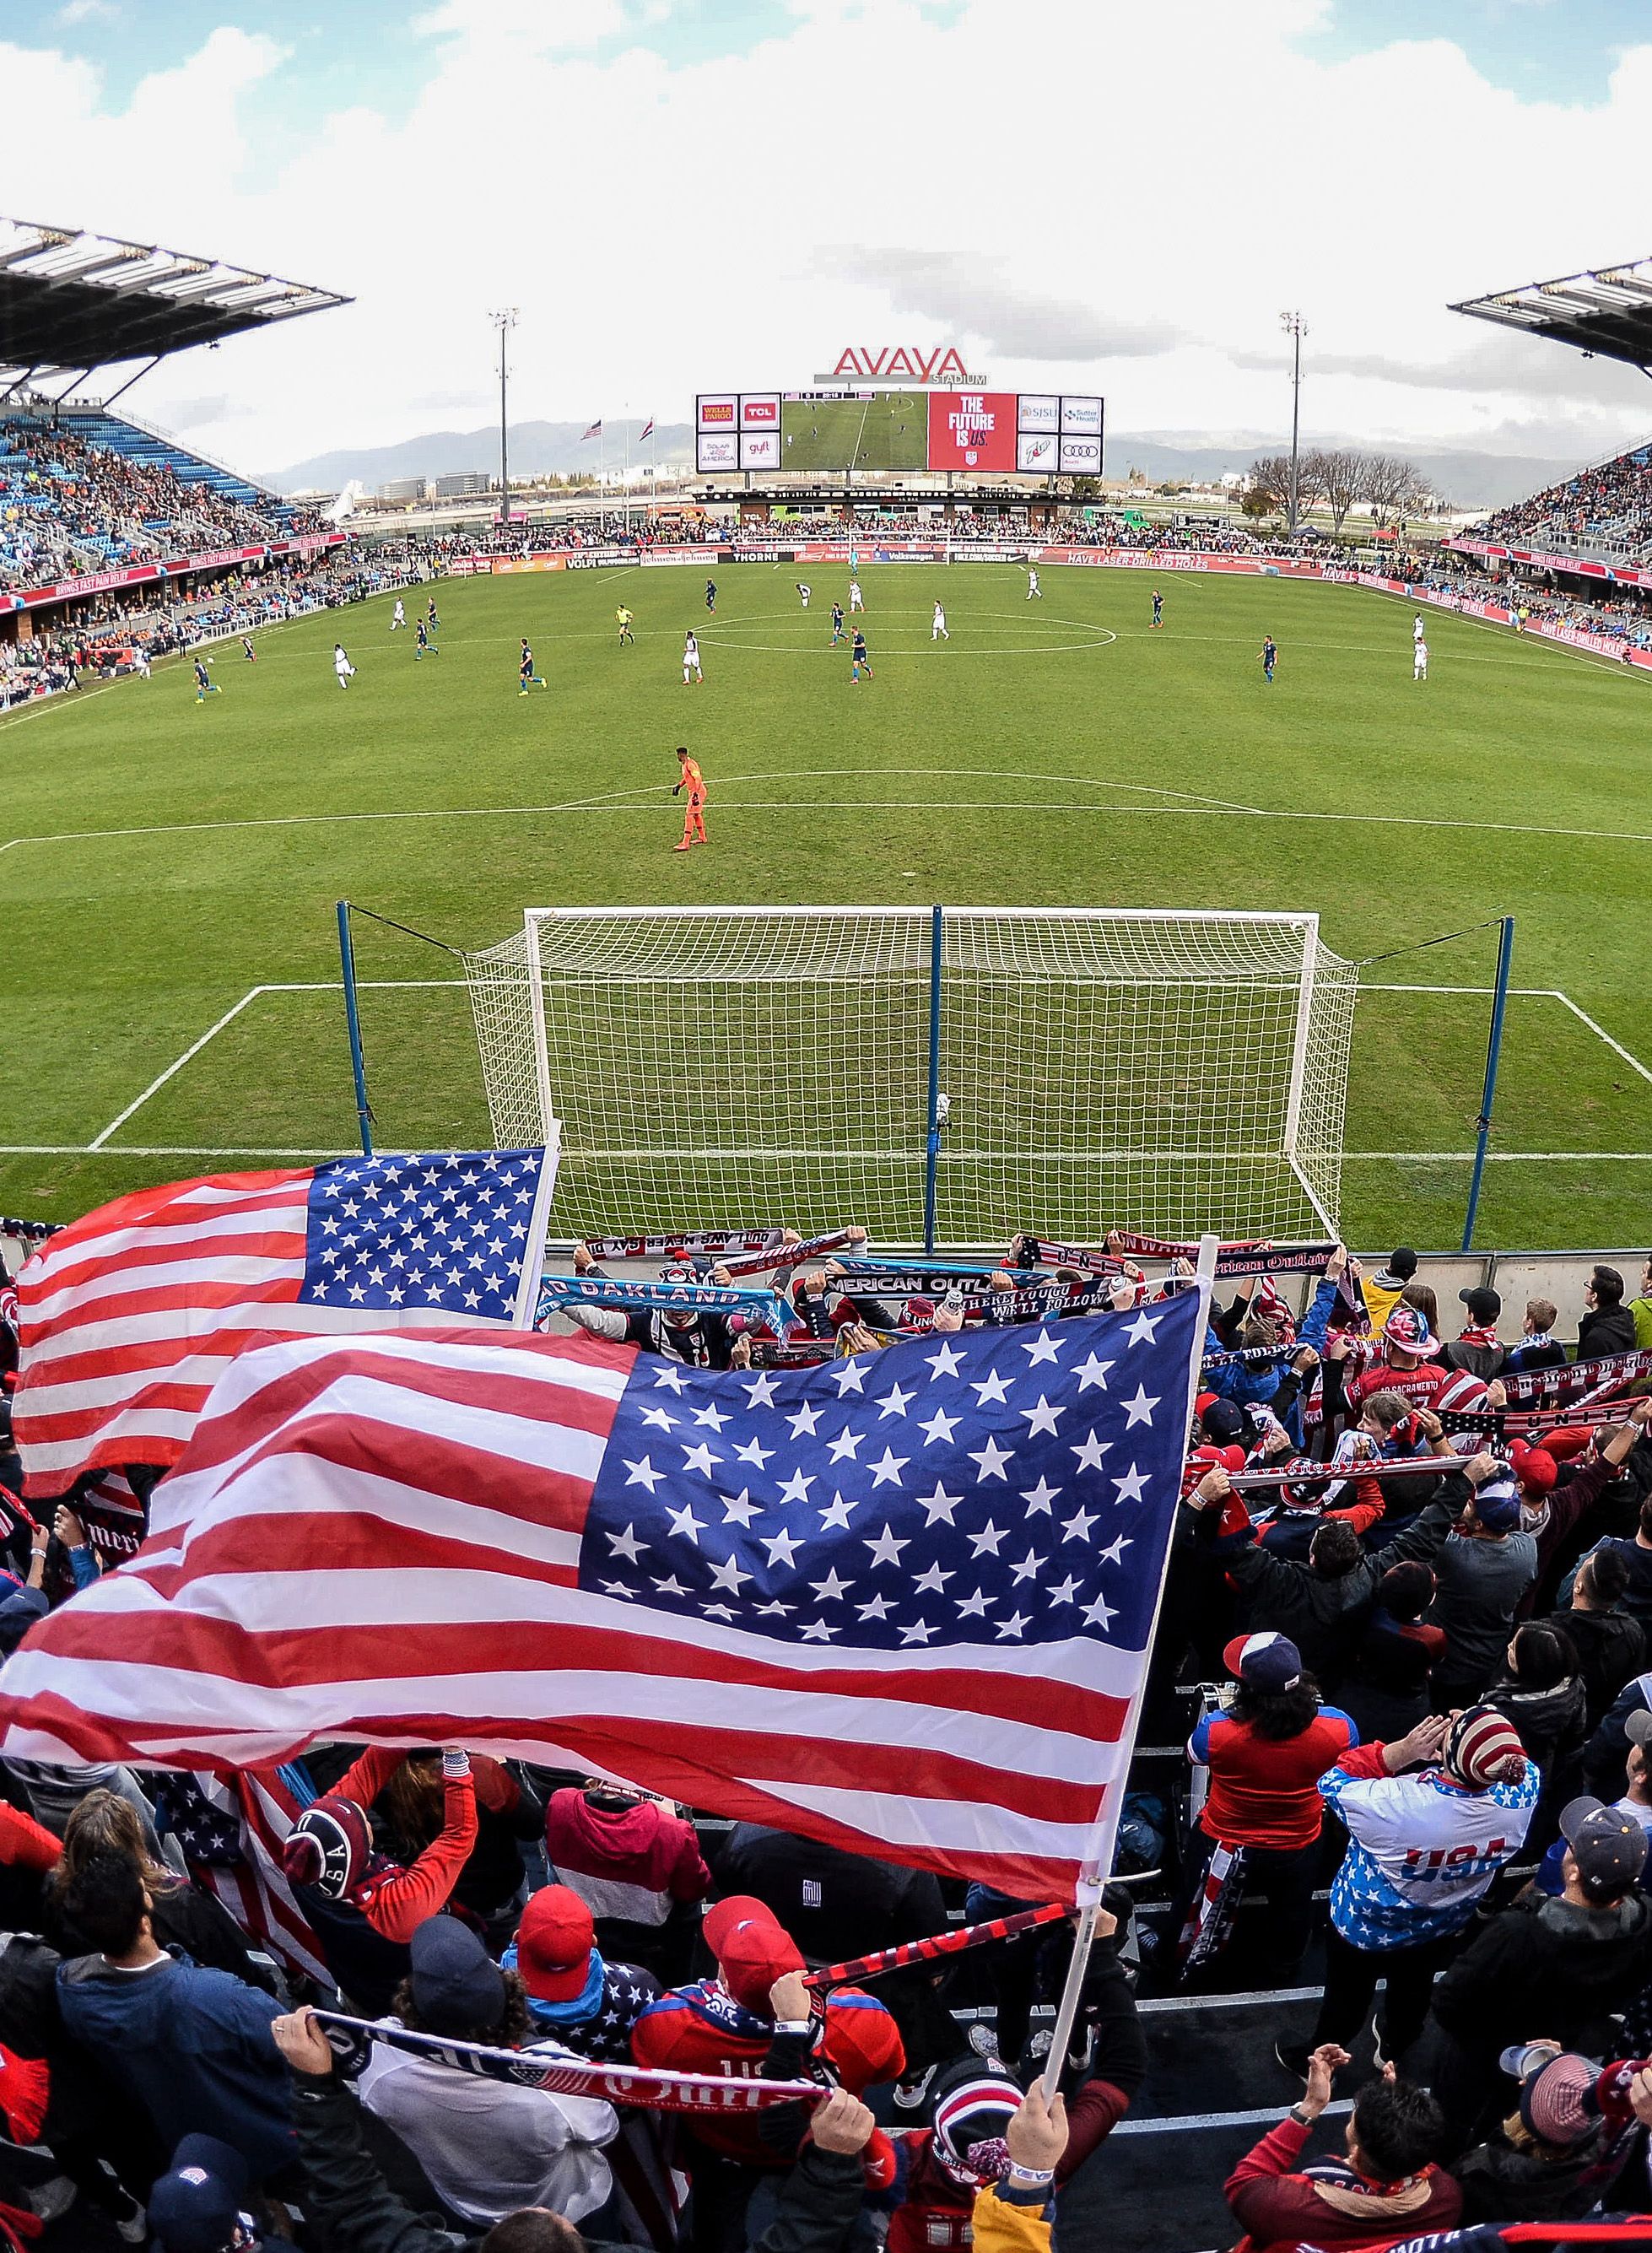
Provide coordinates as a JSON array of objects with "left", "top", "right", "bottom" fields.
[{"left": 695, "top": 391, "right": 1104, "bottom": 476}]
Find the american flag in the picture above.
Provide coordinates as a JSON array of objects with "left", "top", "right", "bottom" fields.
[
  {"left": 639, "top": 418, "right": 654, "bottom": 443},
  {"left": 12, "top": 1149, "right": 555, "bottom": 1497},
  {"left": 0, "top": 1291, "right": 1205, "bottom": 1898},
  {"left": 582, "top": 419, "right": 603, "bottom": 440},
  {"left": 153, "top": 1767, "right": 328, "bottom": 1986}
]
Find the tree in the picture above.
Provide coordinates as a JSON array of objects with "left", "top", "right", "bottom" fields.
[
  {"left": 1244, "top": 455, "right": 1292, "bottom": 516},
  {"left": 1239, "top": 484, "right": 1275, "bottom": 521},
  {"left": 1363, "top": 453, "right": 1424, "bottom": 526},
  {"left": 1308, "top": 447, "right": 1363, "bottom": 536}
]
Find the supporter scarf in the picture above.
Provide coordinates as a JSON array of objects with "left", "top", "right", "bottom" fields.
[
  {"left": 990, "top": 1278, "right": 1122, "bottom": 1323},
  {"left": 1012, "top": 1238, "right": 1131, "bottom": 1278},
  {"left": 1106, "top": 1231, "right": 1337, "bottom": 1279},
  {"left": 1455, "top": 1325, "right": 1500, "bottom": 1350},
  {"left": 750, "top": 1337, "right": 842, "bottom": 1368},
  {"left": 580, "top": 1228, "right": 786, "bottom": 1261},
  {"left": 828, "top": 1262, "right": 1003, "bottom": 1298},
  {"left": 1177, "top": 1841, "right": 1244, "bottom": 1973},
  {"left": 1201, "top": 1344, "right": 1293, "bottom": 1371},
  {"left": 716, "top": 1230, "right": 858, "bottom": 1278},
  {"left": 1110, "top": 1229, "right": 1271, "bottom": 1261},
  {"left": 537, "top": 1276, "right": 793, "bottom": 1333},
  {"left": 315, "top": 2011, "right": 820, "bottom": 2118},
  {"left": 1499, "top": 1345, "right": 1652, "bottom": 1407}
]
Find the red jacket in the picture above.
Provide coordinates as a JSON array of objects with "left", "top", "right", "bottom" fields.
[
  {"left": 1226, "top": 2112, "right": 1460, "bottom": 2253},
  {"left": 332, "top": 1748, "right": 478, "bottom": 1943},
  {"left": 544, "top": 1790, "right": 710, "bottom": 1927}
]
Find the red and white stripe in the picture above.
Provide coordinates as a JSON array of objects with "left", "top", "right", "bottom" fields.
[
  {"left": 13, "top": 1170, "right": 492, "bottom": 1495},
  {"left": 0, "top": 1326, "right": 1142, "bottom": 1899},
  {"left": 193, "top": 1769, "right": 330, "bottom": 1986}
]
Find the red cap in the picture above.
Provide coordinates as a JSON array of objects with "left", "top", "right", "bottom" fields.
[
  {"left": 1511, "top": 1441, "right": 1558, "bottom": 1497},
  {"left": 703, "top": 1894, "right": 804, "bottom": 2013},
  {"left": 516, "top": 1885, "right": 597, "bottom": 2002}
]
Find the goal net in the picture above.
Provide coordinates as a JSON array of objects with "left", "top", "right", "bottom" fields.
[{"left": 463, "top": 907, "right": 1357, "bottom": 1248}]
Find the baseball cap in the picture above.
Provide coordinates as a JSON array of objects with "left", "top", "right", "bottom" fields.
[
  {"left": 408, "top": 1915, "right": 508, "bottom": 2037},
  {"left": 516, "top": 1885, "right": 597, "bottom": 2004},
  {"left": 1384, "top": 1303, "right": 1440, "bottom": 1357},
  {"left": 1626, "top": 1710, "right": 1652, "bottom": 1751},
  {"left": 702, "top": 1894, "right": 805, "bottom": 2013},
  {"left": 1460, "top": 1285, "right": 1502, "bottom": 1325},
  {"left": 1200, "top": 1398, "right": 1245, "bottom": 1446},
  {"left": 1500, "top": 2049, "right": 1601, "bottom": 2148},
  {"left": 147, "top": 2137, "right": 251, "bottom": 2253},
  {"left": 1559, "top": 1796, "right": 1650, "bottom": 1900},
  {"left": 1510, "top": 1441, "right": 1558, "bottom": 1498},
  {"left": 1222, "top": 1631, "right": 1303, "bottom": 1693}
]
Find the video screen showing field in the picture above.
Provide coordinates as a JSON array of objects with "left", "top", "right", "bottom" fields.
[{"left": 780, "top": 392, "right": 928, "bottom": 472}]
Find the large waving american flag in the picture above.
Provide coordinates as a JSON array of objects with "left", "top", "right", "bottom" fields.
[
  {"left": 0, "top": 1292, "right": 1205, "bottom": 1897},
  {"left": 12, "top": 1150, "right": 556, "bottom": 1497}
]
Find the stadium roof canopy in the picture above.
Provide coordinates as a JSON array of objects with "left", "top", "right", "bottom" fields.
[
  {"left": 0, "top": 216, "right": 349, "bottom": 395},
  {"left": 1452, "top": 252, "right": 1652, "bottom": 373}
]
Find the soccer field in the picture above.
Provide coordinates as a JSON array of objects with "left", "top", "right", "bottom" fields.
[{"left": 4, "top": 559, "right": 1652, "bottom": 1251}]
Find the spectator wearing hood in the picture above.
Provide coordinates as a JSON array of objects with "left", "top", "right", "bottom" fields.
[
  {"left": 53, "top": 1852, "right": 294, "bottom": 2186},
  {"left": 1447, "top": 1288, "right": 1507, "bottom": 1380},
  {"left": 1579, "top": 1266, "right": 1638, "bottom": 1360},
  {"left": 1362, "top": 1248, "right": 1419, "bottom": 1341},
  {"left": 543, "top": 1780, "right": 710, "bottom": 1980},
  {"left": 1336, "top": 1563, "right": 1447, "bottom": 1742},
  {"left": 357, "top": 1918, "right": 618, "bottom": 2229},
  {"left": 1225, "top": 2045, "right": 1457, "bottom": 2253},
  {"left": 501, "top": 1885, "right": 660, "bottom": 2059},
  {"left": 1183, "top": 1633, "right": 1357, "bottom": 1980},
  {"left": 1482, "top": 1623, "right": 1587, "bottom": 1818},
  {"left": 1542, "top": 1545, "right": 1648, "bottom": 1732},
  {"left": 1282, "top": 1705, "right": 1536, "bottom": 2078},
  {"left": 280, "top": 1748, "right": 478, "bottom": 2016},
  {"left": 885, "top": 1905, "right": 1143, "bottom": 2253},
  {"left": 1427, "top": 1457, "right": 1541, "bottom": 1708},
  {"left": 1429, "top": 1796, "right": 1652, "bottom": 2142}
]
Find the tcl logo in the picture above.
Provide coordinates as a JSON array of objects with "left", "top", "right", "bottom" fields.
[{"left": 742, "top": 399, "right": 778, "bottom": 424}]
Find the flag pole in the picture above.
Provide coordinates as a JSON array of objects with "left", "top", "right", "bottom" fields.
[{"left": 1039, "top": 1232, "right": 1217, "bottom": 2100}]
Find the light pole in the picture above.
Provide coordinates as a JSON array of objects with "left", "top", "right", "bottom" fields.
[
  {"left": 1279, "top": 310, "right": 1306, "bottom": 537},
  {"left": 491, "top": 309, "right": 518, "bottom": 525}
]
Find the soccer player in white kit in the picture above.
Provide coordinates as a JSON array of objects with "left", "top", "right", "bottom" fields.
[
  {"left": 391, "top": 600, "right": 406, "bottom": 630},
  {"left": 1027, "top": 567, "right": 1041, "bottom": 598},
  {"left": 932, "top": 601, "right": 948, "bottom": 640},
  {"left": 333, "top": 643, "right": 356, "bottom": 688},
  {"left": 1412, "top": 613, "right": 1425, "bottom": 642},
  {"left": 683, "top": 631, "right": 703, "bottom": 685},
  {"left": 796, "top": 583, "right": 812, "bottom": 608},
  {"left": 848, "top": 579, "right": 865, "bottom": 613},
  {"left": 1412, "top": 637, "right": 1428, "bottom": 681}
]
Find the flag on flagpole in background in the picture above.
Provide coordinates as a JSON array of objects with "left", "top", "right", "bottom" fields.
[
  {"left": 0, "top": 1293, "right": 1205, "bottom": 1899},
  {"left": 11, "top": 1148, "right": 557, "bottom": 1495},
  {"left": 582, "top": 420, "right": 602, "bottom": 440},
  {"left": 639, "top": 419, "right": 654, "bottom": 442}
]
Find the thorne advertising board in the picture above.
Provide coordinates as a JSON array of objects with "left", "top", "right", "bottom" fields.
[{"left": 694, "top": 389, "right": 1104, "bottom": 476}]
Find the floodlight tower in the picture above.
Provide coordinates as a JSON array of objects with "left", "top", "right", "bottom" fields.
[
  {"left": 492, "top": 308, "right": 519, "bottom": 523},
  {"left": 1280, "top": 310, "right": 1306, "bottom": 537}
]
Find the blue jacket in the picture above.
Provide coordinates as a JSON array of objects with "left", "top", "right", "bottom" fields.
[
  {"left": 56, "top": 1948, "right": 294, "bottom": 2182},
  {"left": 1200, "top": 1323, "right": 1284, "bottom": 1409}
]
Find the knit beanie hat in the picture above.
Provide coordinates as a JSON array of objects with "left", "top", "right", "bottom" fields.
[
  {"left": 282, "top": 1795, "right": 373, "bottom": 1900},
  {"left": 1443, "top": 1705, "right": 1527, "bottom": 1789},
  {"left": 929, "top": 2055, "right": 1025, "bottom": 2185}
]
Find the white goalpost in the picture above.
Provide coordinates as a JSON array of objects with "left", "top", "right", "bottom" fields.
[{"left": 463, "top": 906, "right": 1358, "bottom": 1249}]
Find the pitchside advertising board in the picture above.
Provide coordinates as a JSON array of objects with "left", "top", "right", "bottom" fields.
[{"left": 695, "top": 391, "right": 1104, "bottom": 475}]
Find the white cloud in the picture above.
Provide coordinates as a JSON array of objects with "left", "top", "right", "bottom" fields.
[
  {"left": 2, "top": 2, "right": 1651, "bottom": 478},
  {"left": 56, "top": 0, "right": 119, "bottom": 24}
]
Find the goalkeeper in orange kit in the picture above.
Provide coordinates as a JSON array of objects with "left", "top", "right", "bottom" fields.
[{"left": 672, "top": 744, "right": 707, "bottom": 851}]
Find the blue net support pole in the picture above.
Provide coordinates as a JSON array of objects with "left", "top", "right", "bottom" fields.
[
  {"left": 337, "top": 900, "right": 374, "bottom": 1159},
  {"left": 923, "top": 905, "right": 944, "bottom": 1255},
  {"left": 1460, "top": 914, "right": 1514, "bottom": 1253}
]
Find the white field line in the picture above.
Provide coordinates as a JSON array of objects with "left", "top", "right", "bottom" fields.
[{"left": 10, "top": 980, "right": 1651, "bottom": 1164}]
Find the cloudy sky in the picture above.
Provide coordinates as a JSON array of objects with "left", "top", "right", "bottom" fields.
[{"left": 3, "top": 0, "right": 1652, "bottom": 478}]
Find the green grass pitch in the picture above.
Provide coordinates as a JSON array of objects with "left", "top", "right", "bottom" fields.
[
  {"left": 3, "top": 559, "right": 1651, "bottom": 1250},
  {"left": 780, "top": 394, "right": 928, "bottom": 472}
]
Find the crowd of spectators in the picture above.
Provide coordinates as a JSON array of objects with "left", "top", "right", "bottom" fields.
[
  {"left": 0, "top": 418, "right": 323, "bottom": 594},
  {"left": 1471, "top": 444, "right": 1652, "bottom": 563},
  {"left": 3, "top": 1219, "right": 1652, "bottom": 2251}
]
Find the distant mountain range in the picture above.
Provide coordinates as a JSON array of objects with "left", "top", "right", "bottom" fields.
[{"left": 264, "top": 419, "right": 1581, "bottom": 512}]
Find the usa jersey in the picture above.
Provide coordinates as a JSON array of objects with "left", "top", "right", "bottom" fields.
[{"left": 1320, "top": 1748, "right": 1538, "bottom": 1949}]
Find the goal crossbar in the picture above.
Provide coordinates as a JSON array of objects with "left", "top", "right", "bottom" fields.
[{"left": 463, "top": 905, "right": 1357, "bottom": 1250}]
